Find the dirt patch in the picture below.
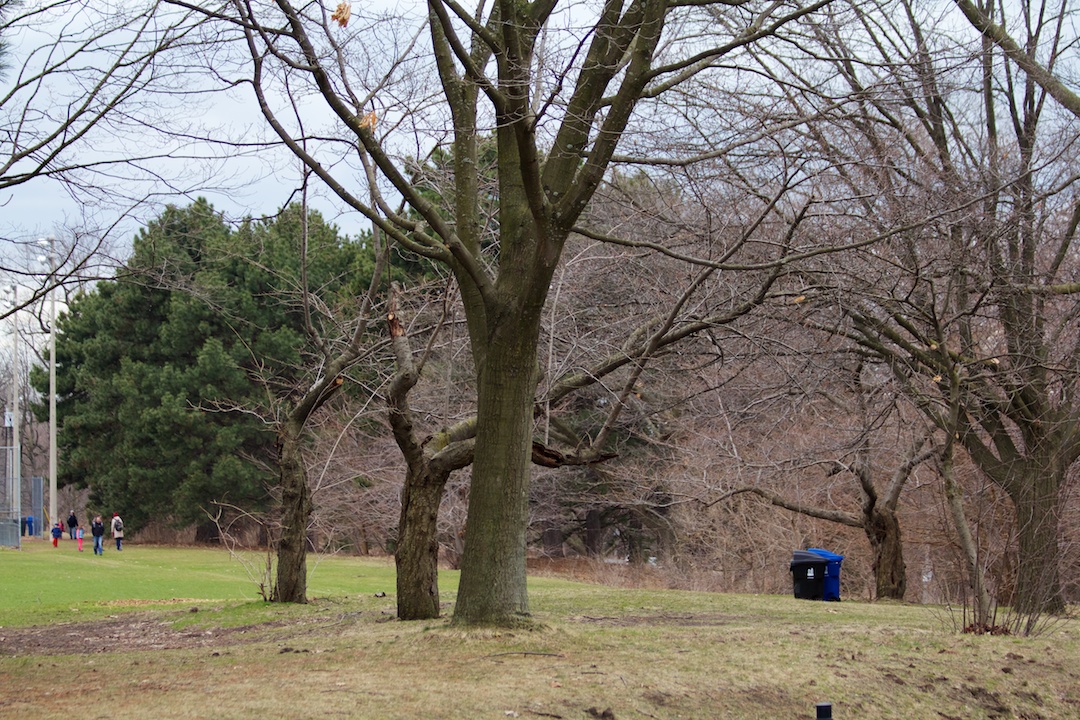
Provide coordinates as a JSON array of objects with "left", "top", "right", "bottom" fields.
[
  {"left": 949, "top": 684, "right": 1011, "bottom": 718},
  {"left": 0, "top": 613, "right": 271, "bottom": 657}
]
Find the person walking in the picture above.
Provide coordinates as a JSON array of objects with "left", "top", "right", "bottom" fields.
[
  {"left": 76, "top": 525, "right": 84, "bottom": 552},
  {"left": 50, "top": 521, "right": 63, "bottom": 547},
  {"left": 111, "top": 513, "right": 124, "bottom": 551},
  {"left": 67, "top": 511, "right": 78, "bottom": 540},
  {"left": 91, "top": 515, "right": 105, "bottom": 555}
]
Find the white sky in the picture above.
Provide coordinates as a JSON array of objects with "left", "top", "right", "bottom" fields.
[{"left": 1, "top": 0, "right": 386, "bottom": 265}]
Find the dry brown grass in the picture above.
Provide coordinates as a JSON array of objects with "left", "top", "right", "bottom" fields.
[
  {"left": 2, "top": 552, "right": 1078, "bottom": 719},
  {"left": 3, "top": 593, "right": 1078, "bottom": 719}
]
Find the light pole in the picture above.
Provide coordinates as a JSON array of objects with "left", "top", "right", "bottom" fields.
[
  {"left": 3, "top": 285, "right": 20, "bottom": 548},
  {"left": 37, "top": 237, "right": 56, "bottom": 529}
]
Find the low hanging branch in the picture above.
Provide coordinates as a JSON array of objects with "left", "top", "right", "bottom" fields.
[
  {"left": 706, "top": 486, "right": 863, "bottom": 528},
  {"left": 531, "top": 442, "right": 616, "bottom": 468}
]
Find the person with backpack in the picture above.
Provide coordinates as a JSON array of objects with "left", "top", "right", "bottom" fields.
[
  {"left": 91, "top": 515, "right": 106, "bottom": 555},
  {"left": 111, "top": 513, "right": 125, "bottom": 551}
]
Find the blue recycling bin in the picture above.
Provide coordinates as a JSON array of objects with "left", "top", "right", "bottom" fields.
[
  {"left": 808, "top": 547, "right": 843, "bottom": 601},
  {"left": 790, "top": 548, "right": 844, "bottom": 601}
]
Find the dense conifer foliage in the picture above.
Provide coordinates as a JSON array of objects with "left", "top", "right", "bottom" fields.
[{"left": 35, "top": 200, "right": 374, "bottom": 531}]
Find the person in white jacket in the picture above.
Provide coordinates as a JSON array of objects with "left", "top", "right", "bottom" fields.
[{"left": 111, "top": 513, "right": 125, "bottom": 551}]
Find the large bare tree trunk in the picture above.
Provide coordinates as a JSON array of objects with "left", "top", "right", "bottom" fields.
[
  {"left": 453, "top": 321, "right": 540, "bottom": 626},
  {"left": 865, "top": 507, "right": 906, "bottom": 601},
  {"left": 1010, "top": 467, "right": 1064, "bottom": 616},
  {"left": 274, "top": 421, "right": 310, "bottom": 603},
  {"left": 958, "top": 429, "right": 1068, "bottom": 616}
]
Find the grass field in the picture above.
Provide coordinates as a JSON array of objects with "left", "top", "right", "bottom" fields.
[{"left": 1, "top": 540, "right": 1078, "bottom": 719}]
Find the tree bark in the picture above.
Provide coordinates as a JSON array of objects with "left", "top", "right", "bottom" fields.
[
  {"left": 956, "top": 414, "right": 1070, "bottom": 615},
  {"left": 274, "top": 420, "right": 310, "bottom": 603},
  {"left": 452, "top": 322, "right": 540, "bottom": 626},
  {"left": 1009, "top": 467, "right": 1065, "bottom": 616},
  {"left": 941, "top": 445, "right": 992, "bottom": 624},
  {"left": 584, "top": 509, "right": 603, "bottom": 556},
  {"left": 395, "top": 464, "right": 449, "bottom": 620},
  {"left": 857, "top": 433, "right": 933, "bottom": 601},
  {"left": 864, "top": 506, "right": 906, "bottom": 601},
  {"left": 387, "top": 291, "right": 476, "bottom": 621}
]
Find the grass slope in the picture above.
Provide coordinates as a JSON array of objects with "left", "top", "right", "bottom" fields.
[{"left": 1, "top": 541, "right": 1078, "bottom": 719}]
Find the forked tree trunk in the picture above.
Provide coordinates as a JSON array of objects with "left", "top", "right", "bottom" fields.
[
  {"left": 387, "top": 290, "right": 481, "bottom": 622},
  {"left": 274, "top": 421, "right": 310, "bottom": 603},
  {"left": 395, "top": 465, "right": 450, "bottom": 620},
  {"left": 971, "top": 440, "right": 1067, "bottom": 617},
  {"left": 865, "top": 507, "right": 906, "bottom": 600}
]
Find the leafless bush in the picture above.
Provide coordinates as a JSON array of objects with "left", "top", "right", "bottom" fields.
[{"left": 206, "top": 503, "right": 275, "bottom": 601}]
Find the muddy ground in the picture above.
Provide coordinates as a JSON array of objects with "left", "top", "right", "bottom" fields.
[{"left": 0, "top": 611, "right": 271, "bottom": 656}]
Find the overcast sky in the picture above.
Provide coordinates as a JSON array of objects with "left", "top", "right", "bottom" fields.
[{"left": 1, "top": 1, "right": 380, "bottom": 268}]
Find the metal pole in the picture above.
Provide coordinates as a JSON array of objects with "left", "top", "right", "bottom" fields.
[
  {"left": 38, "top": 237, "right": 56, "bottom": 528},
  {"left": 48, "top": 250, "right": 56, "bottom": 531},
  {"left": 4, "top": 285, "right": 21, "bottom": 549},
  {"left": 14, "top": 285, "right": 20, "bottom": 549}
]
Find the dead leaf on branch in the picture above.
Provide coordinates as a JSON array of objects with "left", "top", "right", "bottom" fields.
[{"left": 331, "top": 1, "right": 351, "bottom": 27}]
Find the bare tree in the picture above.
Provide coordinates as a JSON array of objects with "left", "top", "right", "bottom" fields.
[
  {"left": 949, "top": 0, "right": 1080, "bottom": 120},
  {"left": 762, "top": 0, "right": 1080, "bottom": 615},
  {"left": 1, "top": 0, "right": 256, "bottom": 317},
  {"left": 167, "top": 0, "right": 838, "bottom": 626},
  {"left": 270, "top": 203, "right": 387, "bottom": 602}
]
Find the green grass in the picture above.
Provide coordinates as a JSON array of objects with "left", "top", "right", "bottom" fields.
[
  {"left": 0, "top": 541, "right": 407, "bottom": 626},
  {"left": 2, "top": 541, "right": 1079, "bottom": 719}
]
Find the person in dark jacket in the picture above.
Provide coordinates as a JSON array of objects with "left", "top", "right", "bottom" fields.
[
  {"left": 50, "top": 521, "right": 63, "bottom": 547},
  {"left": 91, "top": 515, "right": 106, "bottom": 555},
  {"left": 67, "top": 511, "right": 78, "bottom": 539}
]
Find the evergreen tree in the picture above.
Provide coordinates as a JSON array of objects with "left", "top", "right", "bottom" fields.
[{"left": 37, "top": 199, "right": 372, "bottom": 532}]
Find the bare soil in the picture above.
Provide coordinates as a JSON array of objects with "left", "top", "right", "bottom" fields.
[
  {"left": 0, "top": 609, "right": 276, "bottom": 656},
  {"left": 0, "top": 606, "right": 741, "bottom": 657},
  {"left": 0, "top": 556, "right": 677, "bottom": 659}
]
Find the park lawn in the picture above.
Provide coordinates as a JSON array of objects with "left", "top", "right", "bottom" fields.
[
  {"left": 1, "top": 542, "right": 1078, "bottom": 719},
  {"left": 0, "top": 540, "right": 407, "bottom": 627}
]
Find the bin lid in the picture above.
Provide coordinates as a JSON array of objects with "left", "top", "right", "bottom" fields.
[
  {"left": 807, "top": 547, "right": 844, "bottom": 562},
  {"left": 791, "top": 550, "right": 828, "bottom": 569}
]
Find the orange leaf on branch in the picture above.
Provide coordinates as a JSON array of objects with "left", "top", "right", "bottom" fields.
[{"left": 331, "top": 1, "right": 351, "bottom": 27}]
